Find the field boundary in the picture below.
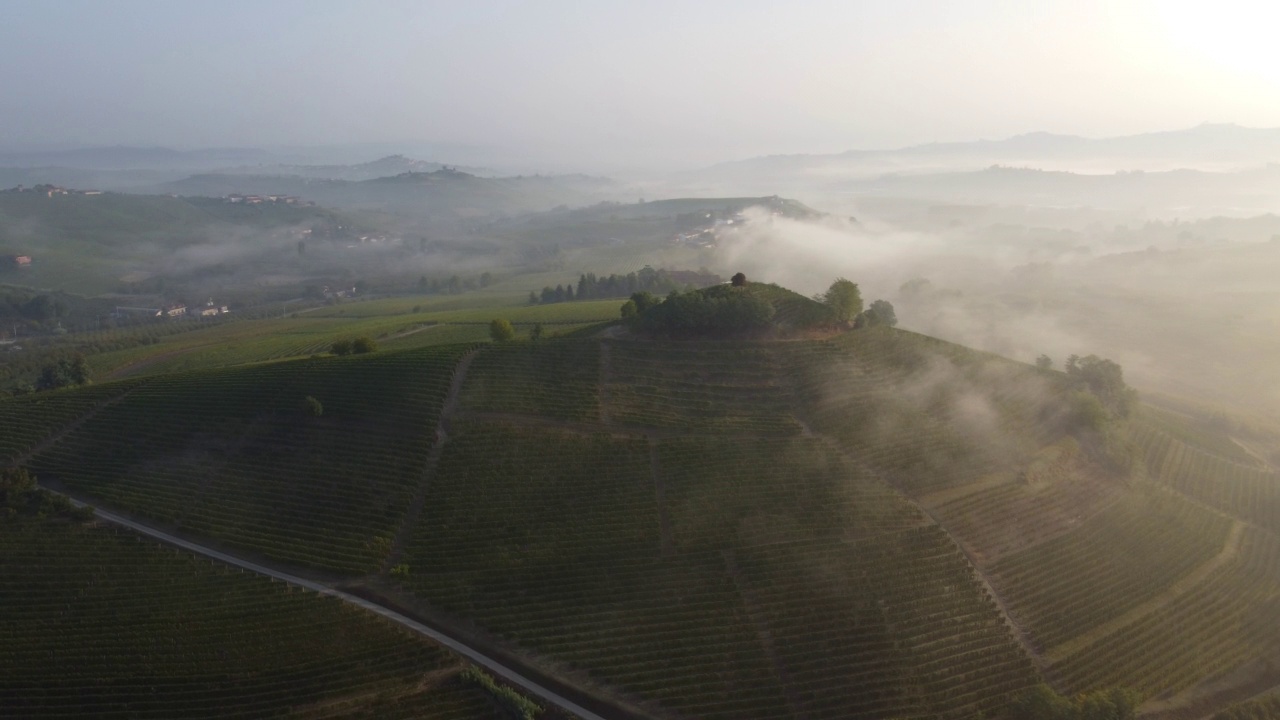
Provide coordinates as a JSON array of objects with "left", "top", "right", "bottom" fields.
[
  {"left": 1046, "top": 519, "right": 1245, "bottom": 664},
  {"left": 381, "top": 348, "right": 478, "bottom": 573},
  {"left": 46, "top": 492, "right": 610, "bottom": 720},
  {"left": 6, "top": 384, "right": 143, "bottom": 468}
]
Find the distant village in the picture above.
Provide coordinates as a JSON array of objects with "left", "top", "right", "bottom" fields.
[
  {"left": 2, "top": 184, "right": 103, "bottom": 197},
  {"left": 222, "top": 193, "right": 314, "bottom": 206},
  {"left": 669, "top": 210, "right": 750, "bottom": 248},
  {"left": 112, "top": 299, "right": 230, "bottom": 320}
]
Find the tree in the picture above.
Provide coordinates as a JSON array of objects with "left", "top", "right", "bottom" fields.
[
  {"left": 1036, "top": 354, "right": 1053, "bottom": 370},
  {"left": 530, "top": 323, "right": 544, "bottom": 341},
  {"left": 866, "top": 299, "right": 897, "bottom": 327},
  {"left": 823, "top": 278, "right": 863, "bottom": 324},
  {"left": 35, "top": 355, "right": 90, "bottom": 391},
  {"left": 351, "top": 336, "right": 378, "bottom": 354},
  {"left": 302, "top": 396, "right": 324, "bottom": 417},
  {"left": 630, "top": 291, "right": 658, "bottom": 313},
  {"left": 1066, "top": 354, "right": 1134, "bottom": 417},
  {"left": 489, "top": 318, "right": 515, "bottom": 342},
  {"left": 620, "top": 300, "right": 638, "bottom": 318},
  {"left": 528, "top": 291, "right": 538, "bottom": 305},
  {"left": 330, "top": 339, "right": 353, "bottom": 356},
  {"left": 731, "top": 272, "right": 747, "bottom": 287}
]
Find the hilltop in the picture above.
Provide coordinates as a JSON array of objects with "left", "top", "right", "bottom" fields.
[{"left": 4, "top": 278, "right": 1278, "bottom": 718}]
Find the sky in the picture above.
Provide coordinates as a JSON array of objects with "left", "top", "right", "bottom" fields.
[{"left": 2, "top": 0, "right": 1280, "bottom": 170}]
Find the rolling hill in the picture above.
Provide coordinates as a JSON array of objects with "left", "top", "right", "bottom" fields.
[{"left": 4, "top": 281, "right": 1280, "bottom": 718}]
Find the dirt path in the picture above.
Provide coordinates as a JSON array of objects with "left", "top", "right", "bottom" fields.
[
  {"left": 384, "top": 323, "right": 442, "bottom": 342},
  {"left": 649, "top": 439, "right": 674, "bottom": 558},
  {"left": 724, "top": 549, "right": 806, "bottom": 719},
  {"left": 1047, "top": 520, "right": 1245, "bottom": 664},
  {"left": 105, "top": 345, "right": 214, "bottom": 380},
  {"left": 381, "top": 349, "right": 477, "bottom": 573},
  {"left": 598, "top": 342, "right": 613, "bottom": 425},
  {"left": 44, "top": 491, "right": 607, "bottom": 720},
  {"left": 801, "top": 423, "right": 1056, "bottom": 684}
]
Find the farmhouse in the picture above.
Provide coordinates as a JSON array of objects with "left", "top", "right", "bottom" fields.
[{"left": 7, "top": 255, "right": 32, "bottom": 267}]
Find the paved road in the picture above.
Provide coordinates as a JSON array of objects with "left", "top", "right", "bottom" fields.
[{"left": 62, "top": 496, "right": 609, "bottom": 720}]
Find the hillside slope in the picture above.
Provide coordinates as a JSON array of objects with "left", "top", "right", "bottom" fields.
[{"left": 7, "top": 317, "right": 1280, "bottom": 717}]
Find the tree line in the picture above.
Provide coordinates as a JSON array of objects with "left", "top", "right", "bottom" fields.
[{"left": 529, "top": 267, "right": 721, "bottom": 305}]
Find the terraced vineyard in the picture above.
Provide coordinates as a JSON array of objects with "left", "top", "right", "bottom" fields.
[
  {"left": 399, "top": 356, "right": 1041, "bottom": 720},
  {"left": 657, "top": 435, "right": 924, "bottom": 551},
  {"left": 0, "top": 381, "right": 142, "bottom": 464},
  {"left": 1052, "top": 524, "right": 1280, "bottom": 698},
  {"left": 0, "top": 518, "right": 501, "bottom": 719},
  {"left": 990, "top": 488, "right": 1232, "bottom": 651},
  {"left": 733, "top": 528, "right": 1038, "bottom": 720},
  {"left": 924, "top": 438, "right": 1123, "bottom": 564},
  {"left": 606, "top": 341, "right": 803, "bottom": 433},
  {"left": 1132, "top": 421, "right": 1280, "bottom": 534},
  {"left": 794, "top": 329, "right": 1055, "bottom": 494},
  {"left": 460, "top": 339, "right": 602, "bottom": 421},
  {"left": 26, "top": 344, "right": 473, "bottom": 573},
  {"left": 17, "top": 314, "right": 1280, "bottom": 718}
]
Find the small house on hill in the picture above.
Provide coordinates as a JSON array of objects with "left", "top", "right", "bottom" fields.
[{"left": 7, "top": 255, "right": 31, "bottom": 267}]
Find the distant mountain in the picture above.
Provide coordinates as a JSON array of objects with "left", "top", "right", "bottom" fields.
[
  {"left": 0, "top": 146, "right": 273, "bottom": 171},
  {"left": 214, "top": 155, "right": 491, "bottom": 181},
  {"left": 695, "top": 124, "right": 1280, "bottom": 184},
  {"left": 157, "top": 168, "right": 624, "bottom": 222},
  {"left": 833, "top": 164, "right": 1280, "bottom": 215}
]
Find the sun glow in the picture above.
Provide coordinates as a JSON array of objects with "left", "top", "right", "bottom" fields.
[{"left": 1156, "top": 2, "right": 1280, "bottom": 88}]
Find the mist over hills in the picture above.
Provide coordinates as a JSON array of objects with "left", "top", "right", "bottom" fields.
[{"left": 702, "top": 123, "right": 1280, "bottom": 177}]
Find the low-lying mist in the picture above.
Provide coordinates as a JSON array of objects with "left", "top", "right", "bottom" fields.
[{"left": 716, "top": 205, "right": 1280, "bottom": 420}]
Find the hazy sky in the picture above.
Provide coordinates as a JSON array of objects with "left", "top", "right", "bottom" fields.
[{"left": 3, "top": 0, "right": 1280, "bottom": 169}]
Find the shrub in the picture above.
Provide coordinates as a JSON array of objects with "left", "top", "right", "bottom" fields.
[
  {"left": 460, "top": 666, "right": 542, "bottom": 720},
  {"left": 489, "top": 319, "right": 516, "bottom": 342},
  {"left": 351, "top": 336, "right": 378, "bottom": 354},
  {"left": 302, "top": 396, "right": 323, "bottom": 417},
  {"left": 330, "top": 339, "right": 353, "bottom": 356}
]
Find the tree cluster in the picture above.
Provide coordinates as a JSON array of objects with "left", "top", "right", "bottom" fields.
[
  {"left": 1, "top": 467, "right": 93, "bottom": 522},
  {"left": 414, "top": 271, "right": 493, "bottom": 296},
  {"left": 530, "top": 267, "right": 721, "bottom": 305},
  {"left": 629, "top": 284, "right": 775, "bottom": 337},
  {"left": 35, "top": 354, "right": 90, "bottom": 391},
  {"left": 330, "top": 337, "right": 377, "bottom": 355},
  {"left": 1066, "top": 354, "right": 1135, "bottom": 418},
  {"left": 1008, "top": 684, "right": 1137, "bottom": 720}
]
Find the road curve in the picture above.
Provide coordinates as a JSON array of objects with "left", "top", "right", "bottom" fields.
[{"left": 61, "top": 496, "right": 609, "bottom": 720}]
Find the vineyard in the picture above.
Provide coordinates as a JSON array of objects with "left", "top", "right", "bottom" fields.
[
  {"left": 0, "top": 380, "right": 142, "bottom": 464},
  {"left": 990, "top": 488, "right": 1232, "bottom": 651},
  {"left": 24, "top": 344, "right": 473, "bottom": 573},
  {"left": 395, "top": 391, "right": 1040, "bottom": 718},
  {"left": 12, "top": 313, "right": 1280, "bottom": 718},
  {"left": 460, "top": 339, "right": 602, "bottom": 421},
  {"left": 605, "top": 341, "right": 803, "bottom": 433},
  {"left": 1131, "top": 420, "right": 1280, "bottom": 534},
  {"left": 0, "top": 518, "right": 502, "bottom": 719}
]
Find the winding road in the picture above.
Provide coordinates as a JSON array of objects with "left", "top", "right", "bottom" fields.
[{"left": 58, "top": 495, "right": 608, "bottom": 720}]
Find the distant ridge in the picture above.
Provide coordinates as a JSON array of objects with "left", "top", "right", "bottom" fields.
[{"left": 701, "top": 123, "right": 1280, "bottom": 176}]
